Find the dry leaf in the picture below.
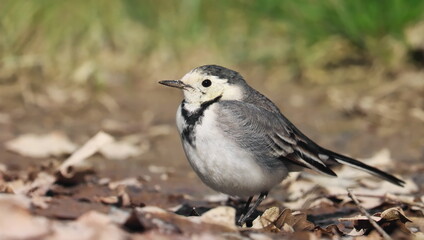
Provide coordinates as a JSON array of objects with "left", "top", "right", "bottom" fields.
[
  {"left": 48, "top": 211, "right": 127, "bottom": 240},
  {"left": 58, "top": 131, "right": 114, "bottom": 177},
  {"left": 252, "top": 208, "right": 315, "bottom": 232},
  {"left": 200, "top": 206, "right": 237, "bottom": 230},
  {"left": 25, "top": 172, "right": 56, "bottom": 196},
  {"left": 346, "top": 228, "right": 366, "bottom": 236},
  {"left": 340, "top": 207, "right": 412, "bottom": 236},
  {"left": 125, "top": 206, "right": 237, "bottom": 235},
  {"left": 108, "top": 178, "right": 143, "bottom": 189},
  {"left": 99, "top": 196, "right": 120, "bottom": 205},
  {"left": 6, "top": 179, "right": 25, "bottom": 193},
  {"left": 407, "top": 217, "right": 424, "bottom": 233},
  {"left": 108, "top": 207, "right": 132, "bottom": 225},
  {"left": 6, "top": 132, "right": 77, "bottom": 158},
  {"left": 0, "top": 183, "right": 14, "bottom": 193},
  {"left": 380, "top": 207, "right": 412, "bottom": 223},
  {"left": 251, "top": 207, "right": 281, "bottom": 230},
  {"left": 0, "top": 194, "right": 50, "bottom": 239},
  {"left": 147, "top": 124, "right": 172, "bottom": 137},
  {"left": 148, "top": 165, "right": 166, "bottom": 174},
  {"left": 361, "top": 148, "right": 393, "bottom": 167},
  {"left": 339, "top": 214, "right": 381, "bottom": 223},
  {"left": 281, "top": 210, "right": 315, "bottom": 232},
  {"left": 77, "top": 211, "right": 127, "bottom": 239},
  {"left": 248, "top": 232, "right": 274, "bottom": 240},
  {"left": 100, "top": 140, "right": 142, "bottom": 160},
  {"left": 31, "top": 196, "right": 51, "bottom": 209}
]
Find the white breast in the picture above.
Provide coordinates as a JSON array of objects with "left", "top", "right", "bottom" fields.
[{"left": 176, "top": 104, "right": 287, "bottom": 197}]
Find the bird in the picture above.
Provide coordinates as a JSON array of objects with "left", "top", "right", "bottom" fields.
[{"left": 159, "top": 64, "right": 405, "bottom": 226}]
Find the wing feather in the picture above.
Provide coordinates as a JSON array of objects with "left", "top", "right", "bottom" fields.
[
  {"left": 217, "top": 101, "right": 336, "bottom": 176},
  {"left": 216, "top": 100, "right": 404, "bottom": 186}
]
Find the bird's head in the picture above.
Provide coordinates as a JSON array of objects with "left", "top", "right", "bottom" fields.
[{"left": 159, "top": 65, "right": 247, "bottom": 105}]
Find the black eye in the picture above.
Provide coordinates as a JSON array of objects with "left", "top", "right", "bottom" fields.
[{"left": 202, "top": 79, "right": 212, "bottom": 87}]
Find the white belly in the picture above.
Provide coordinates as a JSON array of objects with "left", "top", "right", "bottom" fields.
[{"left": 176, "top": 104, "right": 287, "bottom": 197}]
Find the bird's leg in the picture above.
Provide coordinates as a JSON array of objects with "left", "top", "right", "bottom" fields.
[
  {"left": 237, "top": 192, "right": 268, "bottom": 226},
  {"left": 237, "top": 196, "right": 253, "bottom": 223}
]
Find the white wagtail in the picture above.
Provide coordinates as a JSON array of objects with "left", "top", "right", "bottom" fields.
[{"left": 159, "top": 65, "right": 404, "bottom": 225}]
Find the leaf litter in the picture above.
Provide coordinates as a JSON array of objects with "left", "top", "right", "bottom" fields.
[
  {"left": 0, "top": 130, "right": 423, "bottom": 239},
  {"left": 6, "top": 132, "right": 77, "bottom": 158}
]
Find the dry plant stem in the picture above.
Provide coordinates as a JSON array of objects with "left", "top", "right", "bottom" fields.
[
  {"left": 330, "top": 193, "right": 424, "bottom": 208},
  {"left": 347, "top": 188, "right": 393, "bottom": 240},
  {"left": 330, "top": 193, "right": 387, "bottom": 198}
]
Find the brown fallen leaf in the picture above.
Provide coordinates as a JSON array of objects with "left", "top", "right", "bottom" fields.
[
  {"left": 125, "top": 207, "right": 182, "bottom": 234},
  {"left": 313, "top": 224, "right": 344, "bottom": 239},
  {"left": 6, "top": 179, "right": 25, "bottom": 193},
  {"left": 100, "top": 140, "right": 142, "bottom": 160},
  {"left": 147, "top": 124, "right": 172, "bottom": 137},
  {"left": 99, "top": 196, "right": 120, "bottom": 205},
  {"left": 0, "top": 194, "right": 50, "bottom": 239},
  {"left": 6, "top": 132, "right": 77, "bottom": 158},
  {"left": 380, "top": 207, "right": 412, "bottom": 223},
  {"left": 24, "top": 172, "right": 56, "bottom": 196},
  {"left": 0, "top": 183, "right": 14, "bottom": 193},
  {"left": 76, "top": 211, "right": 128, "bottom": 239},
  {"left": 252, "top": 207, "right": 315, "bottom": 233},
  {"left": 58, "top": 131, "right": 113, "bottom": 178},
  {"left": 124, "top": 206, "right": 238, "bottom": 235},
  {"left": 125, "top": 188, "right": 184, "bottom": 209},
  {"left": 251, "top": 207, "right": 281, "bottom": 231},
  {"left": 33, "top": 196, "right": 110, "bottom": 220},
  {"left": 340, "top": 207, "right": 413, "bottom": 237},
  {"left": 48, "top": 211, "right": 128, "bottom": 240},
  {"left": 108, "top": 177, "right": 143, "bottom": 189},
  {"left": 407, "top": 217, "right": 424, "bottom": 233},
  {"left": 148, "top": 165, "right": 170, "bottom": 174},
  {"left": 31, "top": 196, "right": 51, "bottom": 209},
  {"left": 200, "top": 206, "right": 237, "bottom": 230},
  {"left": 116, "top": 185, "right": 132, "bottom": 207},
  {"left": 108, "top": 207, "right": 132, "bottom": 225}
]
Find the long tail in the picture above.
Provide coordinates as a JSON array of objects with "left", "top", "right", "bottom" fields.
[{"left": 322, "top": 148, "right": 405, "bottom": 187}]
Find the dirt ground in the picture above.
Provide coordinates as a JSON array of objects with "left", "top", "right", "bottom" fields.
[{"left": 0, "top": 68, "right": 423, "bottom": 239}]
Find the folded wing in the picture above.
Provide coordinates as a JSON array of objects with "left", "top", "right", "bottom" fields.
[{"left": 216, "top": 100, "right": 404, "bottom": 186}]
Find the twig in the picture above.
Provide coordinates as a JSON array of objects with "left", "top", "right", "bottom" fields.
[
  {"left": 329, "top": 193, "right": 386, "bottom": 199},
  {"left": 330, "top": 192, "right": 424, "bottom": 209},
  {"left": 347, "top": 188, "right": 393, "bottom": 240}
]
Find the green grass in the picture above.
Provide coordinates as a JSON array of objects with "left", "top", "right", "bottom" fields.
[
  {"left": 243, "top": 0, "right": 424, "bottom": 47},
  {"left": 0, "top": 0, "right": 423, "bottom": 85}
]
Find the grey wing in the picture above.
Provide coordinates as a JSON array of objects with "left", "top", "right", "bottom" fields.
[{"left": 216, "top": 101, "right": 337, "bottom": 176}]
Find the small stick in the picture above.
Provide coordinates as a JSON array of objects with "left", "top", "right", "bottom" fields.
[
  {"left": 330, "top": 192, "right": 424, "bottom": 209},
  {"left": 347, "top": 188, "right": 393, "bottom": 240},
  {"left": 329, "top": 193, "right": 386, "bottom": 198}
]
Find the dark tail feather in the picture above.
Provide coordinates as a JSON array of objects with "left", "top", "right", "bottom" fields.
[{"left": 322, "top": 149, "right": 405, "bottom": 187}]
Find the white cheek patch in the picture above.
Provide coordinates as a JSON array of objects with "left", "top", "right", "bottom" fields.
[
  {"left": 221, "top": 85, "right": 244, "bottom": 101},
  {"left": 207, "top": 76, "right": 244, "bottom": 101}
]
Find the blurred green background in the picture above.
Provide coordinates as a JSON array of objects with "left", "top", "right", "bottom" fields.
[{"left": 1, "top": 0, "right": 424, "bottom": 88}]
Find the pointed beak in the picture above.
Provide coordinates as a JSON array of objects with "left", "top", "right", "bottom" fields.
[{"left": 159, "top": 80, "right": 189, "bottom": 89}]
